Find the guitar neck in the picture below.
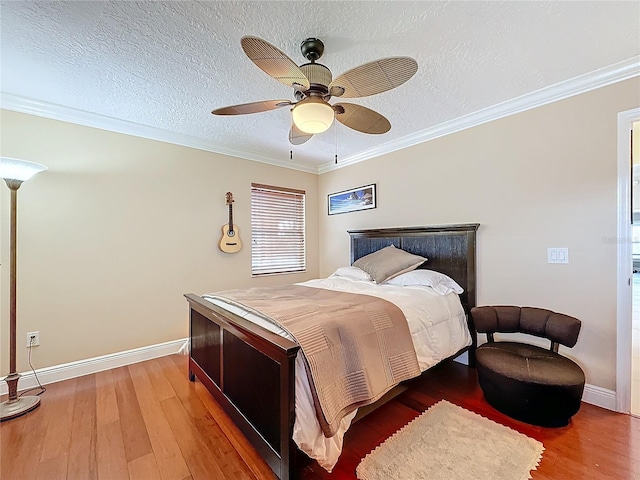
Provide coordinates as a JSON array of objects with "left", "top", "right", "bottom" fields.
[{"left": 228, "top": 204, "right": 234, "bottom": 231}]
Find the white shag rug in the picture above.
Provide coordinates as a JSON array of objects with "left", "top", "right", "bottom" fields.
[{"left": 356, "top": 400, "right": 544, "bottom": 480}]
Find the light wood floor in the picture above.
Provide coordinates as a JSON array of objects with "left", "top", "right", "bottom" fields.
[{"left": 1, "top": 354, "right": 639, "bottom": 480}]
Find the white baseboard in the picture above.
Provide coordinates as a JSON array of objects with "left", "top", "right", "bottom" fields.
[
  {"left": 3, "top": 339, "right": 620, "bottom": 414},
  {"left": 1, "top": 338, "right": 188, "bottom": 396},
  {"left": 582, "top": 383, "right": 617, "bottom": 411}
]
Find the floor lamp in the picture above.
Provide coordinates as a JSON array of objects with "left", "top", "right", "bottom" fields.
[{"left": 0, "top": 157, "right": 47, "bottom": 422}]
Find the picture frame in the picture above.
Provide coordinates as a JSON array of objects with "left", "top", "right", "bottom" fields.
[{"left": 328, "top": 183, "right": 377, "bottom": 215}]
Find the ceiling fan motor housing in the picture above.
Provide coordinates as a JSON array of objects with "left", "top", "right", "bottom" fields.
[{"left": 300, "top": 63, "right": 332, "bottom": 92}]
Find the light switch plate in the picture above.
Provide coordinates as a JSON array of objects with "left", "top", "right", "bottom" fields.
[{"left": 548, "top": 248, "right": 569, "bottom": 264}]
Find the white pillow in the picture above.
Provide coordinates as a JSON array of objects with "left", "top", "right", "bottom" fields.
[
  {"left": 330, "top": 266, "right": 374, "bottom": 282},
  {"left": 384, "top": 269, "right": 464, "bottom": 295}
]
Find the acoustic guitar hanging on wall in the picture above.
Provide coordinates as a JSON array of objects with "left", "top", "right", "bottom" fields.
[{"left": 219, "top": 192, "right": 242, "bottom": 253}]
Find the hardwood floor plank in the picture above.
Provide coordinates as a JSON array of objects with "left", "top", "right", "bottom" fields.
[
  {"left": 39, "top": 377, "right": 77, "bottom": 465},
  {"left": 128, "top": 452, "right": 162, "bottom": 480},
  {"left": 0, "top": 405, "right": 29, "bottom": 479},
  {"left": 128, "top": 360, "right": 191, "bottom": 480},
  {"left": 36, "top": 455, "right": 69, "bottom": 480},
  {"left": 191, "top": 407, "right": 255, "bottom": 479},
  {"left": 0, "top": 389, "right": 49, "bottom": 480},
  {"left": 157, "top": 356, "right": 207, "bottom": 419},
  {"left": 67, "top": 374, "right": 98, "bottom": 480},
  {"left": 160, "top": 396, "right": 227, "bottom": 480},
  {"left": 0, "top": 407, "right": 26, "bottom": 454},
  {"left": 95, "top": 369, "right": 119, "bottom": 427},
  {"left": 96, "top": 420, "right": 129, "bottom": 480},
  {"left": 541, "top": 430, "right": 639, "bottom": 479},
  {"left": 533, "top": 450, "right": 558, "bottom": 479},
  {"left": 146, "top": 357, "right": 178, "bottom": 402},
  {"left": 156, "top": 355, "right": 193, "bottom": 400},
  {"left": 111, "top": 366, "right": 153, "bottom": 463},
  {"left": 534, "top": 454, "right": 619, "bottom": 480}
]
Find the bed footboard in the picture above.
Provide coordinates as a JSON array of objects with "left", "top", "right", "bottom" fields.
[{"left": 185, "top": 293, "right": 299, "bottom": 480}]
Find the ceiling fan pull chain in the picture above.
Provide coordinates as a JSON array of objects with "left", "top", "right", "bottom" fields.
[{"left": 335, "top": 122, "right": 339, "bottom": 164}]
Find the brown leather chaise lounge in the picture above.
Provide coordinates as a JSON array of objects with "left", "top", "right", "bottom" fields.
[{"left": 471, "top": 306, "right": 585, "bottom": 427}]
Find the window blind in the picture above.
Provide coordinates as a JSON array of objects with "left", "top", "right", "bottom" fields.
[{"left": 251, "top": 183, "right": 306, "bottom": 275}]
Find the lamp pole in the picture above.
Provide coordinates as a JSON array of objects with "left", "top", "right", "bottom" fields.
[{"left": 1, "top": 158, "right": 47, "bottom": 421}]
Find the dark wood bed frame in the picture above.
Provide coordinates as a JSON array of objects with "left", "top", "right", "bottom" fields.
[{"left": 185, "top": 223, "right": 479, "bottom": 479}]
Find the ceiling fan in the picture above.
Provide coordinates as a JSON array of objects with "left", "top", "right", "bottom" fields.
[{"left": 212, "top": 36, "right": 418, "bottom": 145}]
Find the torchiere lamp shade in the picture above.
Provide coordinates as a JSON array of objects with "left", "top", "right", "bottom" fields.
[{"left": 0, "top": 157, "right": 48, "bottom": 182}]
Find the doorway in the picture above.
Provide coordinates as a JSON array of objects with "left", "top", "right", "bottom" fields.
[
  {"left": 632, "top": 120, "right": 640, "bottom": 416},
  {"left": 619, "top": 108, "right": 640, "bottom": 416}
]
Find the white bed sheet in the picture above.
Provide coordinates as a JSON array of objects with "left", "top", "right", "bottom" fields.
[{"left": 204, "top": 276, "right": 471, "bottom": 472}]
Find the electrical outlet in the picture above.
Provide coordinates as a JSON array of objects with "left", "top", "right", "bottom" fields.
[{"left": 27, "top": 331, "right": 40, "bottom": 347}]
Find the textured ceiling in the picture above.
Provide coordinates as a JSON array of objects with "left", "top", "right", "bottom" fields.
[{"left": 1, "top": 1, "right": 639, "bottom": 173}]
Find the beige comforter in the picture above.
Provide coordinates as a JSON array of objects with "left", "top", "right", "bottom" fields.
[{"left": 208, "top": 284, "right": 421, "bottom": 437}]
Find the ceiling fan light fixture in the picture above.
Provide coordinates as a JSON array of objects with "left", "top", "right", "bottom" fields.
[{"left": 292, "top": 97, "right": 335, "bottom": 134}]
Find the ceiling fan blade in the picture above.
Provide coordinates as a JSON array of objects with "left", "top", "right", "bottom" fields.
[
  {"left": 334, "top": 103, "right": 391, "bottom": 134},
  {"left": 289, "top": 123, "right": 313, "bottom": 145},
  {"left": 329, "top": 57, "right": 417, "bottom": 99},
  {"left": 212, "top": 100, "right": 292, "bottom": 116},
  {"left": 241, "top": 36, "right": 310, "bottom": 90}
]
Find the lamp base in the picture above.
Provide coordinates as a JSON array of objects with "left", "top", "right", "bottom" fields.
[{"left": 0, "top": 395, "right": 40, "bottom": 421}]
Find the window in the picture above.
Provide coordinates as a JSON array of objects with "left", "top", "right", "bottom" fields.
[{"left": 251, "top": 183, "right": 305, "bottom": 275}]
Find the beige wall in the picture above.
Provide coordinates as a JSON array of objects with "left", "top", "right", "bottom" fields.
[
  {"left": 319, "top": 78, "right": 640, "bottom": 391},
  {"left": 2, "top": 78, "right": 639, "bottom": 392},
  {"left": 0, "top": 110, "right": 319, "bottom": 372}
]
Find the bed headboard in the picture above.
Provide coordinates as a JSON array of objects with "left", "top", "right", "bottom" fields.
[{"left": 348, "top": 224, "right": 480, "bottom": 313}]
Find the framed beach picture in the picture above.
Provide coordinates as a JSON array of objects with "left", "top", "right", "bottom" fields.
[{"left": 328, "top": 184, "right": 377, "bottom": 215}]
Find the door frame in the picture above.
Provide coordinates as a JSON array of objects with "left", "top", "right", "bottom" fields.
[{"left": 617, "top": 107, "right": 639, "bottom": 413}]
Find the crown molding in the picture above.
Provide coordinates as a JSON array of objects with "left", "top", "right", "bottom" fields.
[
  {"left": 2, "top": 56, "right": 638, "bottom": 176},
  {"left": 0, "top": 94, "right": 318, "bottom": 174},
  {"left": 318, "top": 56, "right": 640, "bottom": 174}
]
